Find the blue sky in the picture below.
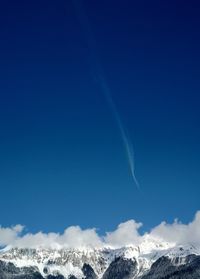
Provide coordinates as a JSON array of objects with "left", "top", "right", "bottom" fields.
[{"left": 0, "top": 0, "right": 200, "bottom": 234}]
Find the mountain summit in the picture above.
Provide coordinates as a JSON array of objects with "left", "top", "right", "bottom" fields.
[{"left": 0, "top": 239, "right": 200, "bottom": 279}]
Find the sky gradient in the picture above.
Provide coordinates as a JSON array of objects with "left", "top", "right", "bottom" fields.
[{"left": 0, "top": 0, "right": 200, "bottom": 234}]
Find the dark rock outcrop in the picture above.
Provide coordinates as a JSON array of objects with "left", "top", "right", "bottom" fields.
[
  {"left": 0, "top": 260, "right": 43, "bottom": 279},
  {"left": 82, "top": 263, "right": 97, "bottom": 279},
  {"left": 47, "top": 275, "right": 65, "bottom": 279},
  {"left": 102, "top": 257, "right": 137, "bottom": 279},
  {"left": 141, "top": 254, "right": 200, "bottom": 279}
]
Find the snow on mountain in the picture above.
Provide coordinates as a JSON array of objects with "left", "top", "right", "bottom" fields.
[{"left": 0, "top": 236, "right": 200, "bottom": 278}]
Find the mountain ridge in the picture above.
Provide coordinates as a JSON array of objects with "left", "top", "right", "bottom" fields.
[{"left": 0, "top": 240, "right": 200, "bottom": 279}]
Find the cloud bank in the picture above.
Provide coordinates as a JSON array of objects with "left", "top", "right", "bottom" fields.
[{"left": 0, "top": 211, "right": 200, "bottom": 249}]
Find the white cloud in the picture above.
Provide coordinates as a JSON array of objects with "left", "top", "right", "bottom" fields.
[
  {"left": 104, "top": 220, "right": 142, "bottom": 247},
  {"left": 0, "top": 225, "right": 24, "bottom": 247},
  {"left": 150, "top": 211, "right": 200, "bottom": 245},
  {"left": 60, "top": 226, "right": 102, "bottom": 248},
  {"left": 11, "top": 226, "right": 102, "bottom": 249},
  {"left": 0, "top": 211, "right": 200, "bottom": 249}
]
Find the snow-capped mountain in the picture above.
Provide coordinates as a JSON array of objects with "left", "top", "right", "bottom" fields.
[{"left": 0, "top": 239, "right": 200, "bottom": 279}]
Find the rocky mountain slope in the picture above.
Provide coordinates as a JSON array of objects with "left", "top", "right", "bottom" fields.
[{"left": 0, "top": 239, "right": 200, "bottom": 279}]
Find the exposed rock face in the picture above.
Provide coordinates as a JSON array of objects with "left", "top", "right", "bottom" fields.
[
  {"left": 47, "top": 276, "right": 65, "bottom": 279},
  {"left": 102, "top": 257, "right": 137, "bottom": 279},
  {"left": 82, "top": 263, "right": 97, "bottom": 279},
  {"left": 0, "top": 245, "right": 200, "bottom": 279},
  {"left": 0, "top": 260, "right": 43, "bottom": 279},
  {"left": 142, "top": 254, "right": 200, "bottom": 279}
]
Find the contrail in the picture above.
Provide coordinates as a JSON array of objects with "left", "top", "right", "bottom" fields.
[
  {"left": 97, "top": 75, "right": 140, "bottom": 189},
  {"left": 71, "top": 0, "right": 140, "bottom": 188}
]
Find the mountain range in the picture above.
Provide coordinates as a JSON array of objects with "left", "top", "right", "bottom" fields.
[{"left": 0, "top": 236, "right": 200, "bottom": 279}]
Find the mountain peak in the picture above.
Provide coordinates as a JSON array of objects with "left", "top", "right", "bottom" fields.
[{"left": 0, "top": 241, "right": 200, "bottom": 278}]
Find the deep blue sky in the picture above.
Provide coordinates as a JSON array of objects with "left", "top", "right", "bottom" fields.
[{"left": 0, "top": 0, "right": 200, "bottom": 234}]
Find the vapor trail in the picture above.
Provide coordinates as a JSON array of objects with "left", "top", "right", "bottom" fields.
[
  {"left": 71, "top": 0, "right": 140, "bottom": 188},
  {"left": 98, "top": 75, "right": 140, "bottom": 188}
]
